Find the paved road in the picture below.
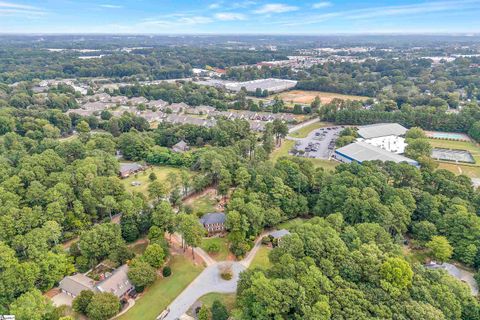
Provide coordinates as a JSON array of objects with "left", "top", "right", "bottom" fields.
[{"left": 162, "top": 232, "right": 270, "bottom": 320}]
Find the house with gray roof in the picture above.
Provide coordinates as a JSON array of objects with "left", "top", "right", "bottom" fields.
[
  {"left": 58, "top": 273, "right": 95, "bottom": 298},
  {"left": 200, "top": 212, "right": 226, "bottom": 235},
  {"left": 95, "top": 265, "right": 133, "bottom": 298},
  {"left": 119, "top": 162, "right": 145, "bottom": 178},
  {"left": 172, "top": 140, "right": 189, "bottom": 153},
  {"left": 58, "top": 265, "right": 133, "bottom": 300}
]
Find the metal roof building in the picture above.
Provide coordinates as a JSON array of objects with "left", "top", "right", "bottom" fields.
[
  {"left": 357, "top": 123, "right": 407, "bottom": 139},
  {"left": 335, "top": 141, "right": 418, "bottom": 166}
]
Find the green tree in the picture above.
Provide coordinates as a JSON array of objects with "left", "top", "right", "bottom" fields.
[
  {"left": 198, "top": 305, "right": 210, "bottom": 320},
  {"left": 86, "top": 292, "right": 120, "bottom": 320},
  {"left": 142, "top": 243, "right": 165, "bottom": 268},
  {"left": 427, "top": 236, "right": 453, "bottom": 263},
  {"left": 177, "top": 213, "right": 205, "bottom": 258},
  {"left": 72, "top": 290, "right": 94, "bottom": 315},
  {"left": 211, "top": 300, "right": 229, "bottom": 320},
  {"left": 9, "top": 289, "right": 54, "bottom": 320},
  {"left": 380, "top": 257, "right": 413, "bottom": 295},
  {"left": 148, "top": 180, "right": 168, "bottom": 202},
  {"left": 127, "top": 259, "right": 156, "bottom": 289}
]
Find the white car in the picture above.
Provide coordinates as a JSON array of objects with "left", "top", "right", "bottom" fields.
[{"left": 156, "top": 308, "right": 170, "bottom": 320}]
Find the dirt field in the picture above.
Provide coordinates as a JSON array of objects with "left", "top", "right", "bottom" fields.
[{"left": 277, "top": 90, "right": 368, "bottom": 105}]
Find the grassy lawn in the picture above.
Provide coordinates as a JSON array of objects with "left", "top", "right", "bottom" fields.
[
  {"left": 249, "top": 246, "right": 272, "bottom": 270},
  {"left": 270, "top": 140, "right": 295, "bottom": 162},
  {"left": 289, "top": 121, "right": 332, "bottom": 138},
  {"left": 129, "top": 239, "right": 149, "bottom": 256},
  {"left": 190, "top": 193, "right": 218, "bottom": 214},
  {"left": 198, "top": 292, "right": 236, "bottom": 311},
  {"left": 119, "top": 255, "right": 204, "bottom": 320},
  {"left": 437, "top": 162, "right": 480, "bottom": 179},
  {"left": 121, "top": 165, "right": 191, "bottom": 195},
  {"left": 276, "top": 217, "right": 307, "bottom": 231},
  {"left": 307, "top": 158, "right": 339, "bottom": 171},
  {"left": 200, "top": 237, "right": 230, "bottom": 261}
]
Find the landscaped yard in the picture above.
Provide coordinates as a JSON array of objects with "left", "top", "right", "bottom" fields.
[
  {"left": 198, "top": 292, "right": 236, "bottom": 311},
  {"left": 200, "top": 237, "right": 230, "bottom": 261},
  {"left": 121, "top": 165, "right": 191, "bottom": 195},
  {"left": 189, "top": 192, "right": 219, "bottom": 214},
  {"left": 249, "top": 246, "right": 272, "bottom": 270},
  {"left": 289, "top": 121, "right": 332, "bottom": 138},
  {"left": 277, "top": 90, "right": 369, "bottom": 105},
  {"left": 118, "top": 255, "right": 204, "bottom": 320}
]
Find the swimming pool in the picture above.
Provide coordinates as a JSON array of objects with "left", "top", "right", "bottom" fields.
[{"left": 426, "top": 131, "right": 470, "bottom": 141}]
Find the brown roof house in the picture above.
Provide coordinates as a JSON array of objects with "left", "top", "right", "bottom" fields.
[
  {"left": 200, "top": 212, "right": 226, "bottom": 236},
  {"left": 119, "top": 162, "right": 145, "bottom": 179}
]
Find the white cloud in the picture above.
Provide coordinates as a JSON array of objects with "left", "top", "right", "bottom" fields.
[
  {"left": 312, "top": 2, "right": 332, "bottom": 9},
  {"left": 282, "top": 0, "right": 480, "bottom": 26},
  {"left": 99, "top": 4, "right": 124, "bottom": 9},
  {"left": 0, "top": 1, "right": 45, "bottom": 17},
  {"left": 254, "top": 3, "right": 299, "bottom": 14},
  {"left": 215, "top": 12, "right": 247, "bottom": 20},
  {"left": 208, "top": 2, "right": 222, "bottom": 9}
]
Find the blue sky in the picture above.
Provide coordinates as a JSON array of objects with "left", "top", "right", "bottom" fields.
[{"left": 1, "top": 0, "right": 480, "bottom": 34}]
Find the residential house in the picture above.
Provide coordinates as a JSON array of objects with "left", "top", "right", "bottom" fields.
[
  {"left": 270, "top": 229, "right": 291, "bottom": 246},
  {"left": 119, "top": 162, "right": 145, "bottom": 179},
  {"left": 95, "top": 265, "right": 134, "bottom": 299},
  {"left": 200, "top": 212, "right": 226, "bottom": 235},
  {"left": 58, "top": 273, "right": 95, "bottom": 298},
  {"left": 58, "top": 265, "right": 134, "bottom": 301}
]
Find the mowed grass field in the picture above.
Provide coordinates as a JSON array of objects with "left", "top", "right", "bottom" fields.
[
  {"left": 198, "top": 292, "right": 237, "bottom": 311},
  {"left": 249, "top": 246, "right": 272, "bottom": 270},
  {"left": 288, "top": 121, "right": 333, "bottom": 138},
  {"left": 429, "top": 138, "right": 480, "bottom": 178},
  {"left": 277, "top": 90, "right": 369, "bottom": 105},
  {"left": 119, "top": 255, "right": 204, "bottom": 320},
  {"left": 121, "top": 165, "right": 192, "bottom": 195},
  {"left": 200, "top": 237, "right": 230, "bottom": 261}
]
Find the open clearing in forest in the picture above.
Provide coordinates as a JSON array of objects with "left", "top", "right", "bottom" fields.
[
  {"left": 277, "top": 90, "right": 368, "bottom": 105},
  {"left": 121, "top": 165, "right": 191, "bottom": 195}
]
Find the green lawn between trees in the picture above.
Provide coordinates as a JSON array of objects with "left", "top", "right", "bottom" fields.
[{"left": 118, "top": 255, "right": 204, "bottom": 320}]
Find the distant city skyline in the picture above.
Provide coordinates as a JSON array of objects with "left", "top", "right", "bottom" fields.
[{"left": 1, "top": 0, "right": 480, "bottom": 34}]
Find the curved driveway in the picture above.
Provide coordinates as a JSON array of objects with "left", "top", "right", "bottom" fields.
[{"left": 162, "top": 232, "right": 268, "bottom": 320}]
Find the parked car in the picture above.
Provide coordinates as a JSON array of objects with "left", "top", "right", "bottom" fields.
[{"left": 157, "top": 308, "right": 170, "bottom": 320}]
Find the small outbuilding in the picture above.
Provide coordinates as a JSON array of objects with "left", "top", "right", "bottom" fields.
[{"left": 172, "top": 140, "right": 189, "bottom": 153}]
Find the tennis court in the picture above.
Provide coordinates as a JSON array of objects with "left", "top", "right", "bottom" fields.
[{"left": 431, "top": 148, "right": 475, "bottom": 163}]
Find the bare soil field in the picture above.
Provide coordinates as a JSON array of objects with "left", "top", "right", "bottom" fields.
[{"left": 277, "top": 90, "right": 369, "bottom": 104}]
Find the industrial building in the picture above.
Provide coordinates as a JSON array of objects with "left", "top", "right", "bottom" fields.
[
  {"left": 357, "top": 123, "right": 408, "bottom": 154},
  {"left": 334, "top": 141, "right": 418, "bottom": 166}
]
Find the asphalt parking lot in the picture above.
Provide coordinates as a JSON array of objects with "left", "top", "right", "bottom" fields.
[{"left": 290, "top": 126, "right": 343, "bottom": 159}]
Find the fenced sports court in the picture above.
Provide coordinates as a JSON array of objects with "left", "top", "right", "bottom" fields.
[{"left": 431, "top": 148, "right": 475, "bottom": 163}]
